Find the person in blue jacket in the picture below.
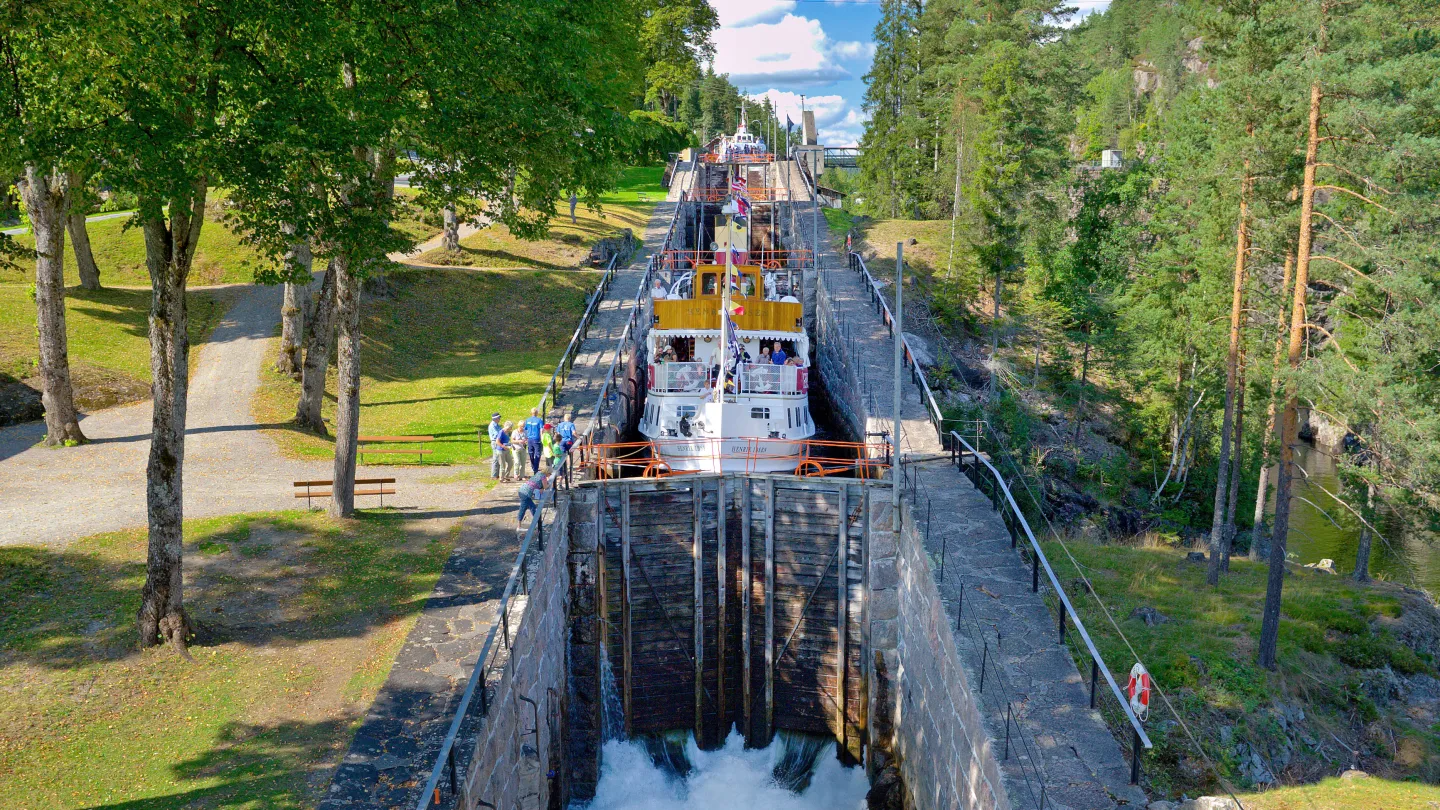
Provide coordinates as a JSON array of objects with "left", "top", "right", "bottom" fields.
[
  {"left": 771, "top": 341, "right": 788, "bottom": 365},
  {"left": 523, "top": 407, "right": 545, "bottom": 474},
  {"left": 556, "top": 413, "right": 577, "bottom": 453},
  {"left": 486, "top": 412, "right": 504, "bottom": 479}
]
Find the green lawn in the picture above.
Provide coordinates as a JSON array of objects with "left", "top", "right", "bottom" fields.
[
  {"left": 1239, "top": 774, "right": 1440, "bottom": 809},
  {"left": 0, "top": 510, "right": 455, "bottom": 809},
  {"left": 1043, "top": 540, "right": 1439, "bottom": 799},
  {"left": 0, "top": 285, "right": 231, "bottom": 412},
  {"left": 253, "top": 265, "right": 594, "bottom": 465},
  {"left": 5, "top": 203, "right": 442, "bottom": 288},
  {"left": 417, "top": 164, "right": 662, "bottom": 269}
]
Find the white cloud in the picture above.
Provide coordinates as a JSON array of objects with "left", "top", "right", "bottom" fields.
[
  {"left": 830, "top": 40, "right": 876, "bottom": 61},
  {"left": 819, "top": 109, "right": 868, "bottom": 147},
  {"left": 711, "top": 13, "right": 851, "bottom": 86},
  {"left": 710, "top": 0, "right": 795, "bottom": 29},
  {"left": 748, "top": 90, "right": 847, "bottom": 129}
]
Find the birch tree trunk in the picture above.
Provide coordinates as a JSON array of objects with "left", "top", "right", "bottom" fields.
[
  {"left": 1209, "top": 168, "right": 1250, "bottom": 586},
  {"left": 137, "top": 183, "right": 206, "bottom": 651},
  {"left": 68, "top": 211, "right": 102, "bottom": 291},
  {"left": 1260, "top": 82, "right": 1322, "bottom": 672},
  {"left": 296, "top": 258, "right": 337, "bottom": 433},
  {"left": 276, "top": 237, "right": 311, "bottom": 376},
  {"left": 17, "top": 165, "right": 86, "bottom": 446},
  {"left": 1251, "top": 253, "right": 1294, "bottom": 560},
  {"left": 1353, "top": 481, "right": 1374, "bottom": 582},
  {"left": 1073, "top": 336, "right": 1090, "bottom": 444},
  {"left": 442, "top": 205, "right": 460, "bottom": 251},
  {"left": 329, "top": 253, "right": 362, "bottom": 518}
]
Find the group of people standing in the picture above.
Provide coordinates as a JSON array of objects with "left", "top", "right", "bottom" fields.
[
  {"left": 486, "top": 407, "right": 577, "bottom": 525},
  {"left": 487, "top": 407, "right": 576, "bottom": 482}
]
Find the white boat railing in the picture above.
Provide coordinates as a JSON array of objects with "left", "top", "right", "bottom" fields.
[
  {"left": 736, "top": 363, "right": 805, "bottom": 395},
  {"left": 651, "top": 362, "right": 711, "bottom": 393}
]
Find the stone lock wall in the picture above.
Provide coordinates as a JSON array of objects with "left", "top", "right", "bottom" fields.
[
  {"left": 461, "top": 498, "right": 572, "bottom": 810},
  {"left": 867, "top": 498, "right": 1010, "bottom": 810}
]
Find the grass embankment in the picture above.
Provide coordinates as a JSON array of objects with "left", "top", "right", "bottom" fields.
[
  {"left": 0, "top": 285, "right": 230, "bottom": 413},
  {"left": 1043, "top": 539, "right": 1440, "bottom": 805},
  {"left": 417, "top": 165, "right": 663, "bottom": 269},
  {"left": 0, "top": 510, "right": 455, "bottom": 809},
  {"left": 253, "top": 265, "right": 593, "bottom": 465}
]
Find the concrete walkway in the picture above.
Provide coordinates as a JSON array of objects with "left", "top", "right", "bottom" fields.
[
  {"left": 319, "top": 483, "right": 525, "bottom": 810},
  {"left": 552, "top": 200, "right": 676, "bottom": 428},
  {"left": 0, "top": 282, "right": 474, "bottom": 547},
  {"left": 793, "top": 159, "right": 1144, "bottom": 808}
]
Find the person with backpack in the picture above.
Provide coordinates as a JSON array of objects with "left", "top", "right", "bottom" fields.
[{"left": 517, "top": 472, "right": 549, "bottom": 526}]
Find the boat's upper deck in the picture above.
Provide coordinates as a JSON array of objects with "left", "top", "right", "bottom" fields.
[{"left": 652, "top": 264, "right": 803, "bottom": 334}]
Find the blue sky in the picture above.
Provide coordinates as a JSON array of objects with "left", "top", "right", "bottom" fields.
[{"left": 708, "top": 0, "right": 1112, "bottom": 147}]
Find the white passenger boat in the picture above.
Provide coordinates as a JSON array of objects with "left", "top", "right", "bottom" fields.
[{"left": 639, "top": 211, "right": 812, "bottom": 472}]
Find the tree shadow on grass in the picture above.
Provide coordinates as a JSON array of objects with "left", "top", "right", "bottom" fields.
[
  {"left": 76, "top": 717, "right": 358, "bottom": 810},
  {"left": 0, "top": 509, "right": 513, "bottom": 671}
]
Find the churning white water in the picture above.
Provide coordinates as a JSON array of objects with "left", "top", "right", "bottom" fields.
[{"left": 574, "top": 728, "right": 870, "bottom": 810}]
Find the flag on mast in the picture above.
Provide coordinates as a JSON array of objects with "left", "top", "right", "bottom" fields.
[{"left": 730, "top": 175, "right": 747, "bottom": 196}]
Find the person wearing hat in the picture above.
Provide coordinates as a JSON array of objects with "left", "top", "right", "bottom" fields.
[{"left": 486, "top": 413, "right": 504, "bottom": 479}]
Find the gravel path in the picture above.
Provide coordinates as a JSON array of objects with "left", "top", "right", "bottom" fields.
[{"left": 0, "top": 282, "right": 480, "bottom": 547}]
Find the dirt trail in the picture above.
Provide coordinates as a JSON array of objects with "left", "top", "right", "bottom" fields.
[{"left": 0, "top": 283, "right": 476, "bottom": 547}]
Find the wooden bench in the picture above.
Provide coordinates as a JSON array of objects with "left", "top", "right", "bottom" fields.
[
  {"left": 358, "top": 435, "right": 435, "bottom": 464},
  {"left": 294, "top": 478, "right": 397, "bottom": 508}
]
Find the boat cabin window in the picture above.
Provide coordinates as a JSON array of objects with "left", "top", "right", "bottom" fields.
[
  {"left": 656, "top": 337, "right": 695, "bottom": 363},
  {"left": 701, "top": 273, "right": 718, "bottom": 296},
  {"left": 676, "top": 405, "right": 697, "bottom": 419},
  {"left": 750, "top": 407, "right": 770, "bottom": 420}
]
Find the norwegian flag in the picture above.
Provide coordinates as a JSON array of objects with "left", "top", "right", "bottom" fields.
[
  {"left": 730, "top": 174, "right": 747, "bottom": 195},
  {"left": 735, "top": 195, "right": 751, "bottom": 220},
  {"left": 729, "top": 247, "right": 743, "bottom": 269}
]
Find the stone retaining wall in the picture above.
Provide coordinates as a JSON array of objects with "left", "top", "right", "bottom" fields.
[
  {"left": 868, "top": 497, "right": 1010, "bottom": 810},
  {"left": 461, "top": 499, "right": 571, "bottom": 810}
]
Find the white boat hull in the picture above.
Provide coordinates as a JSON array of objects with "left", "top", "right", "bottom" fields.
[{"left": 653, "top": 437, "right": 807, "bottom": 474}]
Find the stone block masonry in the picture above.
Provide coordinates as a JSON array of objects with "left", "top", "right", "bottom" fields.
[
  {"left": 461, "top": 498, "right": 572, "bottom": 810},
  {"left": 868, "top": 496, "right": 1011, "bottom": 810}
]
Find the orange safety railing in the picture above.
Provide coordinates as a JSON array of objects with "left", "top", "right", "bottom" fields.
[
  {"left": 655, "top": 249, "right": 814, "bottom": 272},
  {"left": 574, "top": 438, "right": 892, "bottom": 479},
  {"left": 687, "top": 186, "right": 788, "bottom": 203},
  {"left": 700, "top": 151, "right": 774, "bottom": 164}
]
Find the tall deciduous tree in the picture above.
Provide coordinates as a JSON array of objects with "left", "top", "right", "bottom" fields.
[{"left": 1, "top": 0, "right": 105, "bottom": 445}]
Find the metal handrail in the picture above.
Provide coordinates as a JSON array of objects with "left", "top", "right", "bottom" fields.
[
  {"left": 417, "top": 177, "right": 694, "bottom": 810},
  {"left": 538, "top": 252, "right": 621, "bottom": 415},
  {"left": 415, "top": 442, "right": 568, "bottom": 810},
  {"left": 848, "top": 251, "right": 947, "bottom": 439},
  {"left": 948, "top": 429, "right": 1153, "bottom": 755}
]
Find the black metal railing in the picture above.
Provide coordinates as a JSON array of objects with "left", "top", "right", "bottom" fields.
[
  {"left": 846, "top": 251, "right": 947, "bottom": 439},
  {"left": 898, "top": 462, "right": 1051, "bottom": 809},
  {"left": 417, "top": 167, "right": 695, "bottom": 810},
  {"left": 947, "top": 429, "right": 1154, "bottom": 784}
]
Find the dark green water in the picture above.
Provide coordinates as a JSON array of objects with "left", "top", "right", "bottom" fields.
[{"left": 1269, "top": 442, "right": 1438, "bottom": 594}]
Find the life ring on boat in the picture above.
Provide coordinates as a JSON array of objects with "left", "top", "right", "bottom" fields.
[
  {"left": 642, "top": 460, "right": 672, "bottom": 478},
  {"left": 764, "top": 260, "right": 783, "bottom": 269}
]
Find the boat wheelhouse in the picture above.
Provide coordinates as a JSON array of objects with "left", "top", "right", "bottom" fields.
[{"left": 640, "top": 260, "right": 813, "bottom": 473}]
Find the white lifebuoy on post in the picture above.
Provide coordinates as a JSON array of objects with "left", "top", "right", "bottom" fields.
[{"left": 1127, "top": 662, "right": 1151, "bottom": 722}]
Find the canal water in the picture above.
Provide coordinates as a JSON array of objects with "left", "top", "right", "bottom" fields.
[{"left": 1274, "top": 442, "right": 1438, "bottom": 593}]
